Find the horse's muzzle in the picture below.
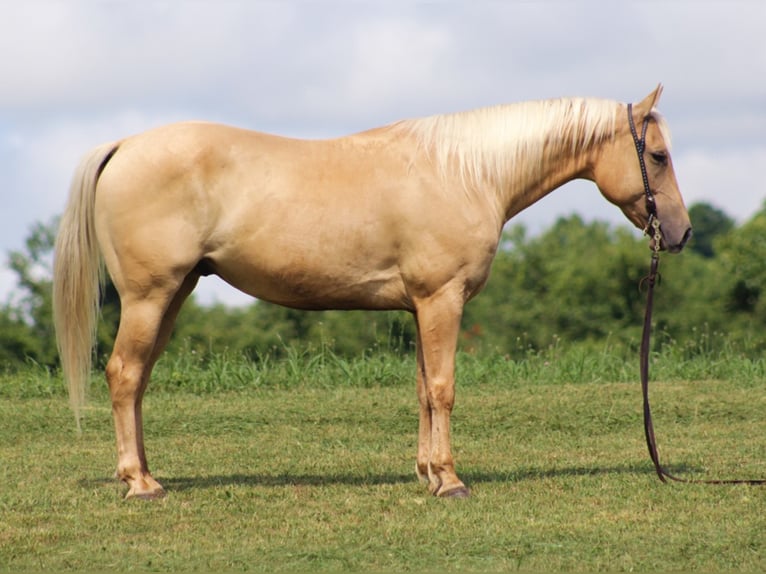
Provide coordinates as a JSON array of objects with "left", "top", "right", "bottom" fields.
[{"left": 667, "top": 227, "right": 693, "bottom": 254}]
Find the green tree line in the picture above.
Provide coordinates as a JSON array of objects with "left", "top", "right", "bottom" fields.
[{"left": 2, "top": 201, "right": 765, "bottom": 372}]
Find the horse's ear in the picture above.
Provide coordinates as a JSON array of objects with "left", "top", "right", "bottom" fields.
[{"left": 633, "top": 84, "right": 664, "bottom": 118}]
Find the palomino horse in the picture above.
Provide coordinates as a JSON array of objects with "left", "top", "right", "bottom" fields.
[{"left": 53, "top": 85, "right": 691, "bottom": 499}]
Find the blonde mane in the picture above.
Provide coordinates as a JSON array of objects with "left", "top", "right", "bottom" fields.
[{"left": 397, "top": 98, "right": 651, "bottom": 195}]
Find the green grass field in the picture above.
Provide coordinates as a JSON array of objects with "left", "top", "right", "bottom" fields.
[{"left": 2, "top": 348, "right": 765, "bottom": 571}]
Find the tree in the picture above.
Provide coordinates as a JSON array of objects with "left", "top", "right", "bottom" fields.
[
  {"left": 171, "top": 302, "right": 416, "bottom": 360},
  {"left": 717, "top": 203, "right": 766, "bottom": 316},
  {"left": 461, "top": 216, "right": 652, "bottom": 354},
  {"left": 461, "top": 210, "right": 733, "bottom": 357},
  {"left": 686, "top": 202, "right": 735, "bottom": 258},
  {"left": 3, "top": 219, "right": 59, "bottom": 366},
  {"left": 0, "top": 307, "right": 43, "bottom": 368}
]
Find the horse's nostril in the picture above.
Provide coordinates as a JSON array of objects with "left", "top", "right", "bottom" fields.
[{"left": 681, "top": 227, "right": 693, "bottom": 248}]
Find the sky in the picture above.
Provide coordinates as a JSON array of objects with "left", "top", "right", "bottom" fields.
[{"left": 1, "top": 1, "right": 764, "bottom": 307}]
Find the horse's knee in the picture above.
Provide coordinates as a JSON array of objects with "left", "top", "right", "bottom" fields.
[{"left": 426, "top": 377, "right": 455, "bottom": 411}]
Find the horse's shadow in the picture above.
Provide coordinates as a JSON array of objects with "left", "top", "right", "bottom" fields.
[{"left": 81, "top": 462, "right": 689, "bottom": 493}]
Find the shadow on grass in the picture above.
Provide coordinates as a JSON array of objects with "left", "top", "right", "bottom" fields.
[
  {"left": 163, "top": 472, "right": 415, "bottom": 491},
  {"left": 80, "top": 462, "right": 698, "bottom": 493},
  {"left": 464, "top": 462, "right": 692, "bottom": 483}
]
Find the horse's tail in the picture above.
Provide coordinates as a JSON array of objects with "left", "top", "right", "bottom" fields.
[{"left": 53, "top": 141, "right": 119, "bottom": 430}]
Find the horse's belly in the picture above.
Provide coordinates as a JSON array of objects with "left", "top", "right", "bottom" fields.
[{"left": 209, "top": 254, "right": 411, "bottom": 311}]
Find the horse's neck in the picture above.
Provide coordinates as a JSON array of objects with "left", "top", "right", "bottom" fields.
[
  {"left": 400, "top": 98, "right": 616, "bottom": 225},
  {"left": 495, "top": 135, "right": 599, "bottom": 223}
]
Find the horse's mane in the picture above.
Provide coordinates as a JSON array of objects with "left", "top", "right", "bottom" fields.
[{"left": 396, "top": 97, "right": 671, "bottom": 194}]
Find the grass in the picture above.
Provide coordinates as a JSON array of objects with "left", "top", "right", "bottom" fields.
[{"left": 1, "top": 345, "right": 766, "bottom": 571}]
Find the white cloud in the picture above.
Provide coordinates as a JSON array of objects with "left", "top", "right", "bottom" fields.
[
  {"left": 343, "top": 17, "right": 454, "bottom": 112},
  {"left": 194, "top": 277, "right": 257, "bottom": 308},
  {"left": 3, "top": 110, "right": 199, "bottom": 219},
  {"left": 0, "top": 3, "right": 302, "bottom": 115},
  {"left": 674, "top": 147, "right": 766, "bottom": 222}
]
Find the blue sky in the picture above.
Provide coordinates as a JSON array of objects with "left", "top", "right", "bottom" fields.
[{"left": 1, "top": 1, "right": 764, "bottom": 306}]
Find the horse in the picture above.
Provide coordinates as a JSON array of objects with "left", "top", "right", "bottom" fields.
[{"left": 53, "top": 85, "right": 691, "bottom": 499}]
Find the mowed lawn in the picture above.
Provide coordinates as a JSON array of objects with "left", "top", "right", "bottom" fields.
[{"left": 2, "top": 363, "right": 765, "bottom": 571}]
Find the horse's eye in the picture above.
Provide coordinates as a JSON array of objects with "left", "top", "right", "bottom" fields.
[{"left": 650, "top": 152, "right": 668, "bottom": 165}]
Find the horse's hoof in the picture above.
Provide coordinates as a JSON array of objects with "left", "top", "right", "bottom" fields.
[
  {"left": 124, "top": 479, "right": 166, "bottom": 501},
  {"left": 439, "top": 485, "right": 471, "bottom": 499}
]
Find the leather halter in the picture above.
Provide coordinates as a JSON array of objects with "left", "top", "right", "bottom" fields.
[
  {"left": 627, "top": 103, "right": 658, "bottom": 233},
  {"left": 633, "top": 104, "right": 765, "bottom": 485}
]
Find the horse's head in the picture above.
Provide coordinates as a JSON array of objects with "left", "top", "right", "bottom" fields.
[{"left": 591, "top": 85, "right": 692, "bottom": 253}]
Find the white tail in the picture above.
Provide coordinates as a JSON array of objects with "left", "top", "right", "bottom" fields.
[{"left": 52, "top": 142, "right": 118, "bottom": 430}]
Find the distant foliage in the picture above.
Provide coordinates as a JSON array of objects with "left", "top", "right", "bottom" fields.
[{"left": 2, "top": 201, "right": 766, "bottom": 371}]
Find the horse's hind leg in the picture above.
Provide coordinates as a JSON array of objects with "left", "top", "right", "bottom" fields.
[{"left": 106, "top": 273, "right": 198, "bottom": 499}]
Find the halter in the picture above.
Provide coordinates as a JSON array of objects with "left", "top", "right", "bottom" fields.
[{"left": 627, "top": 103, "right": 660, "bottom": 248}]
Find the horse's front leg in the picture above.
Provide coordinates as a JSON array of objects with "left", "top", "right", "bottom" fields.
[{"left": 414, "top": 292, "right": 470, "bottom": 498}]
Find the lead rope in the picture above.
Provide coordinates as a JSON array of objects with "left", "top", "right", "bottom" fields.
[
  {"left": 632, "top": 103, "right": 765, "bottom": 485},
  {"left": 640, "top": 244, "right": 766, "bottom": 485}
]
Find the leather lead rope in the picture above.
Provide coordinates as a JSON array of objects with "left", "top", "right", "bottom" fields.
[
  {"left": 640, "top": 251, "right": 684, "bottom": 483},
  {"left": 632, "top": 101, "right": 765, "bottom": 485},
  {"left": 640, "top": 251, "right": 765, "bottom": 485}
]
